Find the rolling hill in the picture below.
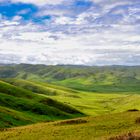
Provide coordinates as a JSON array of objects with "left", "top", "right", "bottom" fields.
[
  {"left": 0, "top": 64, "right": 140, "bottom": 92},
  {"left": 0, "top": 64, "right": 140, "bottom": 139},
  {"left": 0, "top": 80, "right": 84, "bottom": 128},
  {"left": 1, "top": 77, "right": 140, "bottom": 116}
]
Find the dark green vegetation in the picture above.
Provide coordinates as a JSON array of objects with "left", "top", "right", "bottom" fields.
[
  {"left": 0, "top": 64, "right": 140, "bottom": 139},
  {"left": 0, "top": 79, "right": 83, "bottom": 128}
]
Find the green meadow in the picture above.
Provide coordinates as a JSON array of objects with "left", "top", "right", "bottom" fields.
[
  {"left": 1, "top": 111, "right": 140, "bottom": 140},
  {"left": 0, "top": 64, "right": 140, "bottom": 139}
]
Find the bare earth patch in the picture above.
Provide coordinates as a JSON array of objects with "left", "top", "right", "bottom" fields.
[{"left": 54, "top": 118, "right": 88, "bottom": 126}]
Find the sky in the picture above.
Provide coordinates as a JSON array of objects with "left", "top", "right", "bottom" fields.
[{"left": 0, "top": 0, "right": 140, "bottom": 65}]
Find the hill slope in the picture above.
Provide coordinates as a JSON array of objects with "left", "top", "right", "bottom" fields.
[
  {"left": 1, "top": 111, "right": 140, "bottom": 140},
  {"left": 0, "top": 80, "right": 84, "bottom": 128},
  {"left": 1, "top": 64, "right": 140, "bottom": 139},
  {"left": 0, "top": 64, "right": 140, "bottom": 92},
  {"left": 1, "top": 78, "right": 140, "bottom": 117}
]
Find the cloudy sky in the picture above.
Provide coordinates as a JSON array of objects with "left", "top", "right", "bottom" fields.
[{"left": 0, "top": 0, "right": 140, "bottom": 65}]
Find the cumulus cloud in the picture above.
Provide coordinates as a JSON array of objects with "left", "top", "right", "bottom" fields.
[{"left": 0, "top": 0, "right": 140, "bottom": 65}]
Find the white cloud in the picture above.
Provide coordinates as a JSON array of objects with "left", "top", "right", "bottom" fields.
[
  {"left": 11, "top": 0, "right": 64, "bottom": 6},
  {"left": 13, "top": 16, "right": 22, "bottom": 21},
  {"left": 0, "top": 20, "right": 140, "bottom": 65},
  {"left": 36, "top": 9, "right": 68, "bottom": 17},
  {"left": 54, "top": 12, "right": 89, "bottom": 25},
  {"left": 17, "top": 9, "right": 31, "bottom": 15},
  {"left": 0, "top": 21, "right": 20, "bottom": 26},
  {"left": 0, "top": 0, "right": 140, "bottom": 65}
]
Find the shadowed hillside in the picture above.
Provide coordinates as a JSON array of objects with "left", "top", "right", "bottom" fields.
[{"left": 0, "top": 80, "right": 84, "bottom": 128}]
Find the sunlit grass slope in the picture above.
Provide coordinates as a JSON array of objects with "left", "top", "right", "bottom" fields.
[
  {"left": 2, "top": 79, "right": 140, "bottom": 116},
  {"left": 2, "top": 78, "right": 80, "bottom": 96},
  {"left": 1, "top": 111, "right": 140, "bottom": 140}
]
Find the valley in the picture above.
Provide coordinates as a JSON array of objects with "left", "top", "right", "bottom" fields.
[{"left": 0, "top": 64, "right": 140, "bottom": 139}]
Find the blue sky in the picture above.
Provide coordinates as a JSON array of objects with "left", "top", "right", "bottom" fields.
[{"left": 0, "top": 0, "right": 140, "bottom": 65}]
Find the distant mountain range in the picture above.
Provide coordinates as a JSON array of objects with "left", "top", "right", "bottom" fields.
[{"left": 0, "top": 64, "right": 140, "bottom": 92}]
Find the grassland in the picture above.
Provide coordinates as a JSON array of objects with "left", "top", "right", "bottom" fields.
[
  {"left": 0, "top": 80, "right": 84, "bottom": 128},
  {"left": 1, "top": 64, "right": 140, "bottom": 93},
  {"left": 2, "top": 78, "right": 140, "bottom": 116},
  {"left": 1, "top": 111, "right": 140, "bottom": 140},
  {"left": 0, "top": 64, "right": 140, "bottom": 139}
]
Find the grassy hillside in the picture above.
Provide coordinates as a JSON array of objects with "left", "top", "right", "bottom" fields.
[
  {"left": 0, "top": 64, "right": 140, "bottom": 139},
  {"left": 2, "top": 78, "right": 140, "bottom": 116},
  {"left": 1, "top": 111, "right": 140, "bottom": 140},
  {"left": 0, "top": 80, "right": 84, "bottom": 128},
  {"left": 0, "top": 64, "right": 140, "bottom": 92},
  {"left": 0, "top": 64, "right": 140, "bottom": 117},
  {"left": 2, "top": 78, "right": 80, "bottom": 96}
]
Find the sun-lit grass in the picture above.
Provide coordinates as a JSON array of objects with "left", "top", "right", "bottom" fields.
[
  {"left": 1, "top": 111, "right": 140, "bottom": 140},
  {"left": 1, "top": 64, "right": 140, "bottom": 139},
  {"left": 47, "top": 92, "right": 140, "bottom": 116},
  {"left": 2, "top": 78, "right": 140, "bottom": 117}
]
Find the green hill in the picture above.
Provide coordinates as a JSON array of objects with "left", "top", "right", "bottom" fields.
[
  {"left": 0, "top": 64, "right": 140, "bottom": 92},
  {"left": 1, "top": 64, "right": 140, "bottom": 139},
  {"left": 1, "top": 78, "right": 140, "bottom": 117},
  {"left": 2, "top": 78, "right": 79, "bottom": 97},
  {"left": 0, "top": 80, "right": 84, "bottom": 128}
]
